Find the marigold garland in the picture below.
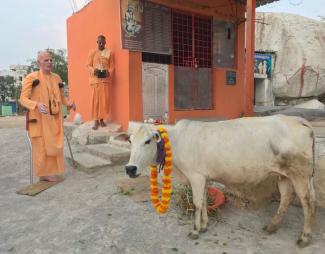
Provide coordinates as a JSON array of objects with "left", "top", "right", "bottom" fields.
[{"left": 150, "top": 126, "right": 173, "bottom": 214}]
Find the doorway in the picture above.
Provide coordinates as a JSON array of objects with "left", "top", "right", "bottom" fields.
[{"left": 142, "top": 62, "right": 169, "bottom": 120}]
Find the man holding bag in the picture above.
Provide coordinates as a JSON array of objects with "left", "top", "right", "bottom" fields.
[
  {"left": 87, "top": 35, "right": 114, "bottom": 130},
  {"left": 19, "top": 51, "right": 76, "bottom": 182}
]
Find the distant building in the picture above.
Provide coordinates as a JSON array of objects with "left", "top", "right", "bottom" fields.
[{"left": 0, "top": 64, "right": 28, "bottom": 87}]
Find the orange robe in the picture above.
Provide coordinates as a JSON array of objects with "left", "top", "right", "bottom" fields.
[
  {"left": 19, "top": 71, "right": 68, "bottom": 177},
  {"left": 87, "top": 48, "right": 114, "bottom": 120}
]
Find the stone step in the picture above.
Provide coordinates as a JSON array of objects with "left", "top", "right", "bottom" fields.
[
  {"left": 86, "top": 143, "right": 130, "bottom": 165},
  {"left": 65, "top": 151, "right": 112, "bottom": 173}
]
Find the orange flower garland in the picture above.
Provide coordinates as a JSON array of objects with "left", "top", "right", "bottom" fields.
[{"left": 150, "top": 126, "right": 173, "bottom": 214}]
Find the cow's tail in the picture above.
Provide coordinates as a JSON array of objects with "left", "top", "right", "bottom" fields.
[
  {"left": 299, "top": 118, "right": 316, "bottom": 176},
  {"left": 311, "top": 134, "right": 317, "bottom": 222},
  {"left": 310, "top": 132, "right": 316, "bottom": 219},
  {"left": 301, "top": 119, "right": 317, "bottom": 221}
]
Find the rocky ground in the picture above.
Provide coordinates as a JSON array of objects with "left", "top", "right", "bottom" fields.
[{"left": 1, "top": 116, "right": 325, "bottom": 254}]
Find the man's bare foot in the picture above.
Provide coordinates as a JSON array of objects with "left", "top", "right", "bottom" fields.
[
  {"left": 92, "top": 120, "right": 99, "bottom": 130},
  {"left": 39, "top": 176, "right": 64, "bottom": 182},
  {"left": 100, "top": 119, "right": 107, "bottom": 127}
]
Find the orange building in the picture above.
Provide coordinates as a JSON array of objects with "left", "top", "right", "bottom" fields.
[{"left": 67, "top": 0, "right": 277, "bottom": 130}]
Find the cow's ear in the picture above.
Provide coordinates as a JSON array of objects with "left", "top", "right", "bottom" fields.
[
  {"left": 153, "top": 131, "right": 161, "bottom": 143},
  {"left": 112, "top": 132, "right": 130, "bottom": 142}
]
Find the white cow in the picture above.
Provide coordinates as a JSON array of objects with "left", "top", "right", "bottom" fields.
[{"left": 125, "top": 115, "right": 316, "bottom": 247}]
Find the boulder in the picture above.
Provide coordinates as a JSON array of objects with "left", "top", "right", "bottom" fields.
[{"left": 255, "top": 12, "right": 325, "bottom": 99}]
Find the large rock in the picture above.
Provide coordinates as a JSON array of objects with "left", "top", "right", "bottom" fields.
[{"left": 255, "top": 13, "right": 325, "bottom": 99}]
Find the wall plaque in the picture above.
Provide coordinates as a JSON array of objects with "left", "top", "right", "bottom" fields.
[{"left": 226, "top": 70, "right": 236, "bottom": 85}]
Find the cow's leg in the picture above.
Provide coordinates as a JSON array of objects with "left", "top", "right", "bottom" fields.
[
  {"left": 290, "top": 176, "right": 315, "bottom": 248},
  {"left": 264, "top": 176, "right": 293, "bottom": 234},
  {"left": 187, "top": 174, "right": 206, "bottom": 240},
  {"left": 200, "top": 184, "right": 208, "bottom": 233}
]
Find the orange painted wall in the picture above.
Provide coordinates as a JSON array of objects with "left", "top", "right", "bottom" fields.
[
  {"left": 67, "top": 0, "right": 253, "bottom": 130},
  {"left": 128, "top": 51, "right": 144, "bottom": 122},
  {"left": 67, "top": 0, "right": 130, "bottom": 130}
]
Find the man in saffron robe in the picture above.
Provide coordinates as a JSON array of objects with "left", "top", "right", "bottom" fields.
[
  {"left": 87, "top": 35, "right": 114, "bottom": 130},
  {"left": 19, "top": 51, "right": 76, "bottom": 182}
]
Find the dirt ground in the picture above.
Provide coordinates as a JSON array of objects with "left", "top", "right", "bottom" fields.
[
  {"left": 0, "top": 115, "right": 25, "bottom": 129},
  {"left": 1, "top": 116, "right": 325, "bottom": 254}
]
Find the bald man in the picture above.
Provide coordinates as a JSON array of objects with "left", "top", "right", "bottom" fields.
[
  {"left": 87, "top": 35, "right": 114, "bottom": 130},
  {"left": 19, "top": 51, "right": 76, "bottom": 182}
]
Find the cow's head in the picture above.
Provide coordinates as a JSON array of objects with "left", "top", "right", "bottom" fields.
[{"left": 125, "top": 125, "right": 160, "bottom": 178}]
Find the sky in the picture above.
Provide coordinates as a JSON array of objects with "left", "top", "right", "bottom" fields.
[{"left": 0, "top": 0, "right": 324, "bottom": 70}]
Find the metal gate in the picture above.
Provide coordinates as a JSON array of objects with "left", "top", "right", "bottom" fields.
[{"left": 173, "top": 11, "right": 212, "bottom": 110}]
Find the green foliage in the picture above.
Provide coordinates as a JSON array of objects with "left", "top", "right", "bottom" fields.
[
  {"left": 27, "top": 48, "right": 68, "bottom": 85},
  {"left": 0, "top": 75, "right": 15, "bottom": 102}
]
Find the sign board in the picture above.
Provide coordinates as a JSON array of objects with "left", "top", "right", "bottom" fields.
[
  {"left": 254, "top": 53, "right": 274, "bottom": 79},
  {"left": 120, "top": 0, "right": 171, "bottom": 54},
  {"left": 120, "top": 0, "right": 144, "bottom": 51},
  {"left": 226, "top": 71, "right": 236, "bottom": 85}
]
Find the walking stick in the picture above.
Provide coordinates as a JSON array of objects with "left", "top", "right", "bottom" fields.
[
  {"left": 64, "top": 131, "right": 77, "bottom": 168},
  {"left": 25, "top": 111, "right": 34, "bottom": 185}
]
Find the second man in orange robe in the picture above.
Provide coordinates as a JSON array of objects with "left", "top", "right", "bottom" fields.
[{"left": 87, "top": 35, "right": 114, "bottom": 130}]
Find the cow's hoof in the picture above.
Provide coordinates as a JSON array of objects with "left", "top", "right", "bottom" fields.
[
  {"left": 199, "top": 227, "right": 208, "bottom": 234},
  {"left": 263, "top": 224, "right": 277, "bottom": 234},
  {"left": 297, "top": 233, "right": 312, "bottom": 248},
  {"left": 188, "top": 232, "right": 199, "bottom": 240}
]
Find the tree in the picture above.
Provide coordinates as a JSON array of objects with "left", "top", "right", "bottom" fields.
[
  {"left": 0, "top": 75, "right": 15, "bottom": 102},
  {"left": 27, "top": 48, "right": 68, "bottom": 84}
]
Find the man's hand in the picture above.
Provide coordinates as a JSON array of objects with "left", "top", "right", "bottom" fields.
[
  {"left": 67, "top": 101, "right": 76, "bottom": 112},
  {"left": 37, "top": 103, "right": 49, "bottom": 114}
]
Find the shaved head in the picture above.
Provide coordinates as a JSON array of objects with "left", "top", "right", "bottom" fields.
[
  {"left": 37, "top": 50, "right": 52, "bottom": 74},
  {"left": 37, "top": 50, "right": 51, "bottom": 61},
  {"left": 97, "top": 35, "right": 106, "bottom": 40},
  {"left": 97, "top": 35, "right": 106, "bottom": 51}
]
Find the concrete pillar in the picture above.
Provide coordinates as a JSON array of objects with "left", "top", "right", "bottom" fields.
[{"left": 245, "top": 0, "right": 256, "bottom": 115}]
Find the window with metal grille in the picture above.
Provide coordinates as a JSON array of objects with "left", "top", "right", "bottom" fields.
[
  {"left": 172, "top": 12, "right": 193, "bottom": 67},
  {"left": 194, "top": 16, "right": 212, "bottom": 68},
  {"left": 172, "top": 12, "right": 211, "bottom": 68}
]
